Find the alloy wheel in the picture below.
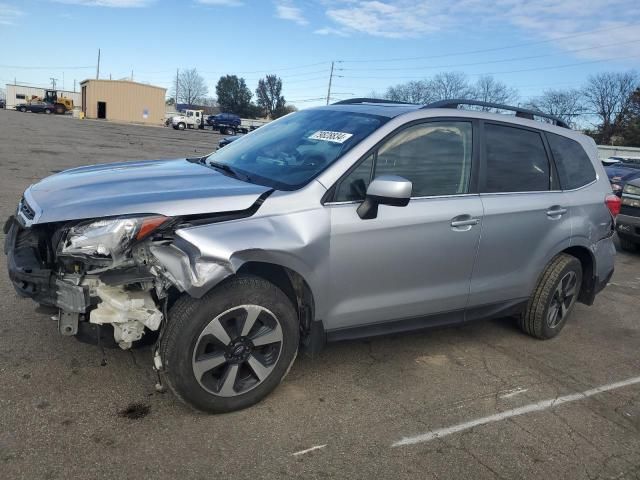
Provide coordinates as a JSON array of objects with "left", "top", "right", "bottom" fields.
[
  {"left": 192, "top": 305, "right": 283, "bottom": 397},
  {"left": 547, "top": 271, "right": 578, "bottom": 328}
]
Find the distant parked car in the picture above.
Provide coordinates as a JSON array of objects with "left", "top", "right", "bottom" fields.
[
  {"left": 16, "top": 102, "right": 55, "bottom": 114},
  {"left": 0, "top": 99, "right": 5, "bottom": 109},
  {"left": 602, "top": 156, "right": 623, "bottom": 166},
  {"left": 615, "top": 178, "right": 640, "bottom": 252},
  {"left": 605, "top": 158, "right": 640, "bottom": 196},
  {"left": 217, "top": 135, "right": 242, "bottom": 149}
]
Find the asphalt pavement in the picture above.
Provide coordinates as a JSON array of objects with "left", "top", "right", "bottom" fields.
[{"left": 0, "top": 109, "right": 639, "bottom": 479}]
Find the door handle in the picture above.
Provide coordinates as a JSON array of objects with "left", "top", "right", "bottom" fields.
[
  {"left": 546, "top": 206, "right": 568, "bottom": 217},
  {"left": 451, "top": 216, "right": 480, "bottom": 228},
  {"left": 451, "top": 219, "right": 479, "bottom": 227}
]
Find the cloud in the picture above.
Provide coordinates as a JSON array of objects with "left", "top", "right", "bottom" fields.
[
  {"left": 53, "top": 0, "right": 152, "bottom": 6},
  {"left": 314, "top": 26, "right": 349, "bottom": 37},
  {"left": 275, "top": 1, "right": 308, "bottom": 26},
  {"left": 0, "top": 3, "right": 22, "bottom": 25},
  {"left": 325, "top": 1, "right": 442, "bottom": 38},
  {"left": 313, "top": 0, "right": 640, "bottom": 60},
  {"left": 196, "top": 0, "right": 243, "bottom": 6}
]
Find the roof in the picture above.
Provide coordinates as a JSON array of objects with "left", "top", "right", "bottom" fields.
[
  {"left": 326, "top": 98, "right": 570, "bottom": 128},
  {"left": 320, "top": 102, "right": 421, "bottom": 118},
  {"left": 79, "top": 79, "right": 166, "bottom": 91}
]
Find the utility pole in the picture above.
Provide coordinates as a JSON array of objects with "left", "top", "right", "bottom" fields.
[
  {"left": 175, "top": 68, "right": 179, "bottom": 104},
  {"left": 50, "top": 78, "right": 57, "bottom": 90},
  {"left": 96, "top": 48, "right": 101, "bottom": 79},
  {"left": 73, "top": 79, "right": 76, "bottom": 93},
  {"left": 131, "top": 70, "right": 134, "bottom": 81},
  {"left": 326, "top": 61, "right": 335, "bottom": 105}
]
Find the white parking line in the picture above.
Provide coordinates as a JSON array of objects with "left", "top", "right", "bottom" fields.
[
  {"left": 499, "top": 387, "right": 528, "bottom": 399},
  {"left": 393, "top": 375, "right": 640, "bottom": 447},
  {"left": 292, "top": 444, "right": 327, "bottom": 456}
]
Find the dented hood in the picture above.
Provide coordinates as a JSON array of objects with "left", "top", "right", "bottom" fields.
[{"left": 25, "top": 158, "right": 272, "bottom": 224}]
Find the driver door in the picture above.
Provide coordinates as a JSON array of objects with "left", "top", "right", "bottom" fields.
[{"left": 324, "top": 120, "right": 483, "bottom": 333}]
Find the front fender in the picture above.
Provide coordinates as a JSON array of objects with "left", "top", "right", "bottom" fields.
[{"left": 152, "top": 207, "right": 331, "bottom": 318}]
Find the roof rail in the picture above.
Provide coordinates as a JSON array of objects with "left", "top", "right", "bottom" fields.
[
  {"left": 423, "top": 99, "right": 570, "bottom": 129},
  {"left": 332, "top": 98, "right": 416, "bottom": 106}
]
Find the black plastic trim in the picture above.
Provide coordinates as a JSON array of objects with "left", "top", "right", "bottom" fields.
[
  {"left": 326, "top": 309, "right": 464, "bottom": 342},
  {"left": 325, "top": 299, "right": 531, "bottom": 343},
  {"left": 176, "top": 190, "right": 273, "bottom": 228},
  {"left": 423, "top": 99, "right": 570, "bottom": 128},
  {"left": 332, "top": 98, "right": 416, "bottom": 105}
]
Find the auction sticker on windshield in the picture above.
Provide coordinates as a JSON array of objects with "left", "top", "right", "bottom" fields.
[{"left": 309, "top": 131, "right": 354, "bottom": 143}]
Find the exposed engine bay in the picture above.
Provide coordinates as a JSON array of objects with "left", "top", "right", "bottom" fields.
[{"left": 4, "top": 208, "right": 220, "bottom": 350}]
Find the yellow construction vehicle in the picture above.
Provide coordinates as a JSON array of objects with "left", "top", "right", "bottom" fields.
[
  {"left": 44, "top": 90, "right": 74, "bottom": 114},
  {"left": 30, "top": 90, "right": 74, "bottom": 114}
]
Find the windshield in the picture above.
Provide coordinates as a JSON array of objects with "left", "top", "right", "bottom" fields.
[{"left": 205, "top": 109, "right": 388, "bottom": 190}]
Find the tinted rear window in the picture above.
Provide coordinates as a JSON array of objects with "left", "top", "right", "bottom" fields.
[
  {"left": 484, "top": 124, "right": 550, "bottom": 193},
  {"left": 547, "top": 133, "right": 596, "bottom": 190}
]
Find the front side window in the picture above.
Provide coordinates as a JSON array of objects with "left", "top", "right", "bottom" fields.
[
  {"left": 484, "top": 124, "right": 550, "bottom": 193},
  {"left": 547, "top": 133, "right": 596, "bottom": 190},
  {"left": 334, "top": 121, "right": 472, "bottom": 201}
]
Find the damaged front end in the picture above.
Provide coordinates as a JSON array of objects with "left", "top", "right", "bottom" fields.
[{"left": 3, "top": 206, "right": 187, "bottom": 350}]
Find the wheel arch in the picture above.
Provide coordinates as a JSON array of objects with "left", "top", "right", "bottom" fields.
[
  {"left": 235, "top": 261, "right": 323, "bottom": 353},
  {"left": 561, "top": 245, "right": 595, "bottom": 305}
]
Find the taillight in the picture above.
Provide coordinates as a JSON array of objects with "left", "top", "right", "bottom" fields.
[{"left": 605, "top": 194, "right": 622, "bottom": 218}]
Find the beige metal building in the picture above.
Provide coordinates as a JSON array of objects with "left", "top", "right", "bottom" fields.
[{"left": 80, "top": 79, "right": 166, "bottom": 125}]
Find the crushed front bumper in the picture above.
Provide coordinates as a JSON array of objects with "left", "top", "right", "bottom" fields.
[{"left": 4, "top": 216, "right": 90, "bottom": 312}]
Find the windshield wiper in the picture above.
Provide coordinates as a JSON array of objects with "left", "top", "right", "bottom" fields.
[{"left": 207, "top": 160, "right": 250, "bottom": 182}]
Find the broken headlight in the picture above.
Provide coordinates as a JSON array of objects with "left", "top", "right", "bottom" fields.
[{"left": 61, "top": 216, "right": 168, "bottom": 260}]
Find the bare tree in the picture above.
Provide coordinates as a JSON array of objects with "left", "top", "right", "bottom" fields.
[
  {"left": 385, "top": 80, "right": 430, "bottom": 103},
  {"left": 471, "top": 76, "right": 518, "bottom": 107},
  {"left": 583, "top": 71, "right": 638, "bottom": 144},
  {"left": 525, "top": 89, "right": 585, "bottom": 128},
  {"left": 171, "top": 68, "right": 208, "bottom": 106},
  {"left": 426, "top": 72, "right": 471, "bottom": 101},
  {"left": 256, "top": 74, "right": 287, "bottom": 119}
]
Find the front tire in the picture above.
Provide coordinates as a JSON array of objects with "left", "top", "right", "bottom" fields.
[
  {"left": 518, "top": 254, "right": 582, "bottom": 339},
  {"left": 20, "top": 107, "right": 27, "bottom": 112},
  {"left": 161, "top": 275, "right": 299, "bottom": 413}
]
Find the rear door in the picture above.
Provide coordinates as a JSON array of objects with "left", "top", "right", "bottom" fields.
[{"left": 468, "top": 122, "right": 571, "bottom": 312}]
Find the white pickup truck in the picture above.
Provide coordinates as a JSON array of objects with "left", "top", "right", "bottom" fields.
[{"left": 170, "top": 110, "right": 204, "bottom": 130}]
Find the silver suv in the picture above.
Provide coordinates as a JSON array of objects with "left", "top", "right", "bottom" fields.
[{"left": 4, "top": 99, "right": 620, "bottom": 413}]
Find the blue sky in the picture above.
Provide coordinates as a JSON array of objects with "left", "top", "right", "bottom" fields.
[{"left": 0, "top": 0, "right": 639, "bottom": 108}]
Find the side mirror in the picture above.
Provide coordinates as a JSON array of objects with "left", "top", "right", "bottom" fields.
[{"left": 357, "top": 175, "right": 412, "bottom": 220}]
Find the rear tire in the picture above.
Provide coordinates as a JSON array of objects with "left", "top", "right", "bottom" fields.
[
  {"left": 619, "top": 237, "right": 638, "bottom": 252},
  {"left": 518, "top": 254, "right": 582, "bottom": 339},
  {"left": 44, "top": 108, "right": 52, "bottom": 114},
  {"left": 161, "top": 275, "right": 299, "bottom": 413}
]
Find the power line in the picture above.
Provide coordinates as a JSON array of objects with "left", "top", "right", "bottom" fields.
[
  {"left": 0, "top": 64, "right": 94, "bottom": 70},
  {"left": 341, "top": 39, "right": 640, "bottom": 72},
  {"left": 338, "top": 22, "right": 640, "bottom": 64},
  {"left": 339, "top": 53, "right": 640, "bottom": 81}
]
